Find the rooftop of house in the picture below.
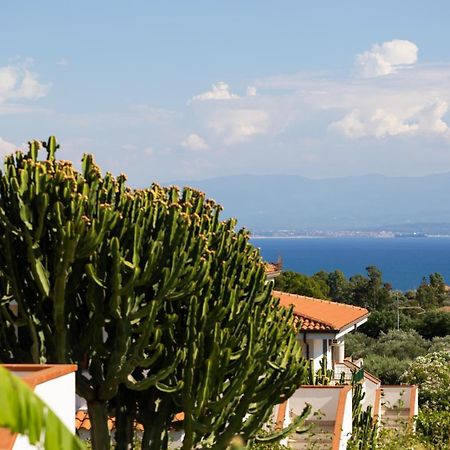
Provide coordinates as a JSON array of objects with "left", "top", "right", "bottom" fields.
[
  {"left": 273, "top": 290, "right": 369, "bottom": 332},
  {"left": 264, "top": 259, "right": 283, "bottom": 280}
]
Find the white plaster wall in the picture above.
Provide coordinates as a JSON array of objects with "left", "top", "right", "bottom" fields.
[
  {"left": 310, "top": 339, "right": 325, "bottom": 372},
  {"left": 381, "top": 386, "right": 410, "bottom": 410},
  {"left": 339, "top": 388, "right": 353, "bottom": 450},
  {"left": 289, "top": 387, "right": 341, "bottom": 420},
  {"left": 13, "top": 373, "right": 76, "bottom": 450},
  {"left": 363, "top": 378, "right": 380, "bottom": 412}
]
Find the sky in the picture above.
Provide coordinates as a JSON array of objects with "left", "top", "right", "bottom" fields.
[{"left": 1, "top": 1, "right": 450, "bottom": 185}]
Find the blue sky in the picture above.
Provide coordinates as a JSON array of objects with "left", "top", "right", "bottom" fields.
[{"left": 1, "top": 1, "right": 450, "bottom": 185}]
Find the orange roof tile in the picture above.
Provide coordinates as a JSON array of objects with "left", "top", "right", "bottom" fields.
[
  {"left": 265, "top": 263, "right": 281, "bottom": 274},
  {"left": 273, "top": 290, "right": 369, "bottom": 332}
]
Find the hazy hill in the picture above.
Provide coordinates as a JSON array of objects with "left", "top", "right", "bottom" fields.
[{"left": 169, "top": 173, "right": 450, "bottom": 232}]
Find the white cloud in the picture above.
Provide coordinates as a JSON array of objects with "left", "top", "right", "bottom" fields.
[
  {"left": 180, "top": 133, "right": 209, "bottom": 150},
  {"left": 0, "top": 64, "right": 50, "bottom": 103},
  {"left": 355, "top": 39, "right": 418, "bottom": 78},
  {"left": 205, "top": 109, "right": 269, "bottom": 144},
  {"left": 329, "top": 100, "right": 450, "bottom": 139},
  {"left": 415, "top": 100, "right": 450, "bottom": 135},
  {"left": 330, "top": 109, "right": 417, "bottom": 138},
  {"left": 191, "top": 81, "right": 239, "bottom": 102},
  {"left": 0, "top": 137, "right": 16, "bottom": 156}
]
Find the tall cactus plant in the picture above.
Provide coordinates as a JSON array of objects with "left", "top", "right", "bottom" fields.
[{"left": 0, "top": 138, "right": 308, "bottom": 450}]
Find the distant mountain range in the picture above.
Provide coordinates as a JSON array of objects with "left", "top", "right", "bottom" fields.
[{"left": 169, "top": 173, "right": 450, "bottom": 233}]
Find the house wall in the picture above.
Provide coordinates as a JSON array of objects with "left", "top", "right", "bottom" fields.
[
  {"left": 381, "top": 386, "right": 414, "bottom": 411},
  {"left": 337, "top": 387, "right": 353, "bottom": 450},
  {"left": 307, "top": 338, "right": 332, "bottom": 372},
  {"left": 13, "top": 372, "right": 76, "bottom": 450},
  {"left": 288, "top": 386, "right": 343, "bottom": 420},
  {"left": 363, "top": 378, "right": 380, "bottom": 412}
]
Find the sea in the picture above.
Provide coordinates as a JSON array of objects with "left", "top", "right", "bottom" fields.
[{"left": 250, "top": 237, "right": 450, "bottom": 292}]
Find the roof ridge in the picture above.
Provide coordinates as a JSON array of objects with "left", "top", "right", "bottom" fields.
[{"left": 272, "top": 290, "right": 368, "bottom": 313}]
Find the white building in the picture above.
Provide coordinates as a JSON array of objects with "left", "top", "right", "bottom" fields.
[{"left": 271, "top": 290, "right": 418, "bottom": 450}]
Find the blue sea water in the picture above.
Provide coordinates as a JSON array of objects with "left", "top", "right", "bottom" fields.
[{"left": 250, "top": 237, "right": 450, "bottom": 291}]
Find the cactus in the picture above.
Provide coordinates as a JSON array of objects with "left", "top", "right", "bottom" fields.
[
  {"left": 0, "top": 138, "right": 309, "bottom": 450},
  {"left": 307, "top": 356, "right": 334, "bottom": 385},
  {"left": 348, "top": 373, "right": 378, "bottom": 450}
]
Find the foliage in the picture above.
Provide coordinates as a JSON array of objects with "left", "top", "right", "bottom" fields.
[
  {"left": 274, "top": 271, "right": 329, "bottom": 299},
  {"left": 363, "top": 354, "right": 410, "bottom": 384},
  {"left": 416, "top": 407, "right": 450, "bottom": 448},
  {"left": 375, "top": 427, "right": 437, "bottom": 450},
  {"left": 401, "top": 351, "right": 450, "bottom": 409},
  {"left": 415, "top": 273, "right": 448, "bottom": 309},
  {"left": 345, "top": 330, "right": 428, "bottom": 361},
  {"left": 371, "top": 330, "right": 429, "bottom": 360},
  {"left": 346, "top": 266, "right": 393, "bottom": 310},
  {"left": 345, "top": 333, "right": 375, "bottom": 359},
  {"left": 359, "top": 310, "right": 417, "bottom": 338},
  {"left": 416, "top": 310, "right": 450, "bottom": 339},
  {"left": 347, "top": 382, "right": 377, "bottom": 450},
  {"left": 0, "top": 138, "right": 309, "bottom": 450},
  {"left": 306, "top": 357, "right": 333, "bottom": 385},
  {"left": 0, "top": 366, "right": 85, "bottom": 450},
  {"left": 428, "top": 335, "right": 450, "bottom": 353}
]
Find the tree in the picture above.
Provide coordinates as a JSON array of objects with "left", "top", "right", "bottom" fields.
[
  {"left": 416, "top": 273, "right": 448, "bottom": 309},
  {"left": 416, "top": 311, "right": 450, "bottom": 339},
  {"left": 0, "top": 138, "right": 308, "bottom": 450},
  {"left": 347, "top": 266, "right": 392, "bottom": 310},
  {"left": 327, "top": 270, "right": 349, "bottom": 302},
  {"left": 274, "top": 271, "right": 329, "bottom": 299}
]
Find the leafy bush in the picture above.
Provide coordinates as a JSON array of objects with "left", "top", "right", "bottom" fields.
[
  {"left": 363, "top": 355, "right": 411, "bottom": 384},
  {"left": 428, "top": 335, "right": 450, "bottom": 353},
  {"left": 416, "top": 311, "right": 450, "bottom": 339},
  {"left": 371, "top": 329, "right": 429, "bottom": 360},
  {"left": 348, "top": 329, "right": 429, "bottom": 360},
  {"left": 401, "top": 351, "right": 450, "bottom": 409},
  {"left": 376, "top": 427, "right": 436, "bottom": 450},
  {"left": 359, "top": 310, "right": 417, "bottom": 338},
  {"left": 345, "top": 332, "right": 376, "bottom": 359},
  {"left": 417, "top": 407, "right": 450, "bottom": 448}
]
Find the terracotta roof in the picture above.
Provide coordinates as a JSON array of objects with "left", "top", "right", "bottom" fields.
[
  {"left": 265, "top": 262, "right": 281, "bottom": 274},
  {"left": 439, "top": 306, "right": 450, "bottom": 313},
  {"left": 273, "top": 290, "right": 369, "bottom": 332}
]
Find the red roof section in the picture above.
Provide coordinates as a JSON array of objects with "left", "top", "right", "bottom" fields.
[{"left": 273, "top": 290, "right": 369, "bottom": 332}]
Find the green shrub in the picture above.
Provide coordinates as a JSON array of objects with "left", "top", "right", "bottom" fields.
[
  {"left": 363, "top": 354, "right": 411, "bottom": 384},
  {"left": 417, "top": 407, "right": 450, "bottom": 448},
  {"left": 401, "top": 351, "right": 450, "bottom": 409},
  {"left": 371, "top": 329, "right": 429, "bottom": 360},
  {"left": 345, "top": 332, "right": 376, "bottom": 359}
]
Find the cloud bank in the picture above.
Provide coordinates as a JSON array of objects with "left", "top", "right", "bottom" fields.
[{"left": 355, "top": 39, "right": 418, "bottom": 78}]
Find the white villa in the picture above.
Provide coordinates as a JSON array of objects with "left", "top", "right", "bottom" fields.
[{"left": 269, "top": 286, "right": 418, "bottom": 449}]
